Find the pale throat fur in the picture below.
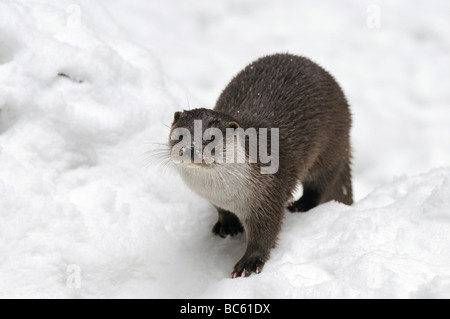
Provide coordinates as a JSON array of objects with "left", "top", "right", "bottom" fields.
[{"left": 176, "top": 161, "right": 256, "bottom": 221}]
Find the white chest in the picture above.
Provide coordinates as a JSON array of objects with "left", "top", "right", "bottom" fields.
[{"left": 178, "top": 164, "right": 254, "bottom": 217}]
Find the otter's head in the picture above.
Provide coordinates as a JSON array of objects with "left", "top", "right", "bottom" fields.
[{"left": 168, "top": 108, "right": 240, "bottom": 168}]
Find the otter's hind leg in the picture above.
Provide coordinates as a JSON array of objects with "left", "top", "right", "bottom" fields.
[
  {"left": 212, "top": 207, "right": 244, "bottom": 238},
  {"left": 287, "top": 186, "right": 321, "bottom": 213},
  {"left": 288, "top": 160, "right": 353, "bottom": 213},
  {"left": 327, "top": 159, "right": 353, "bottom": 205}
]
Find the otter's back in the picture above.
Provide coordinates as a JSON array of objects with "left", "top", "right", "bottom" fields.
[
  {"left": 214, "top": 53, "right": 352, "bottom": 194},
  {"left": 214, "top": 53, "right": 350, "bottom": 132}
]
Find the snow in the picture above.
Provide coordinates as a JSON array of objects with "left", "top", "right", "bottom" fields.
[{"left": 0, "top": 0, "right": 449, "bottom": 298}]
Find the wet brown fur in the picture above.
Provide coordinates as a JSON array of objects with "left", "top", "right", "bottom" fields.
[{"left": 170, "top": 53, "right": 353, "bottom": 277}]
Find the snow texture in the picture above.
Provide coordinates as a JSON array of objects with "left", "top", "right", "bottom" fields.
[{"left": 0, "top": 0, "right": 449, "bottom": 298}]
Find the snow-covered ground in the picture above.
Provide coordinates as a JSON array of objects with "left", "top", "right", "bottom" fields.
[{"left": 0, "top": 0, "right": 449, "bottom": 298}]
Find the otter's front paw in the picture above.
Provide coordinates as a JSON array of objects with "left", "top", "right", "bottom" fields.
[
  {"left": 231, "top": 256, "right": 265, "bottom": 278},
  {"left": 212, "top": 220, "right": 244, "bottom": 238}
]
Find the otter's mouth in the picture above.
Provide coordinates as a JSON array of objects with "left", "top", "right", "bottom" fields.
[
  {"left": 169, "top": 141, "right": 222, "bottom": 168},
  {"left": 185, "top": 163, "right": 214, "bottom": 169},
  {"left": 173, "top": 158, "right": 218, "bottom": 169}
]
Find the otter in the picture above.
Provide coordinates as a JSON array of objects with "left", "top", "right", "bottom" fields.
[{"left": 168, "top": 53, "right": 353, "bottom": 278}]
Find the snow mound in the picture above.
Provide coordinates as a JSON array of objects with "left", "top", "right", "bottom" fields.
[{"left": 1, "top": 0, "right": 449, "bottom": 298}]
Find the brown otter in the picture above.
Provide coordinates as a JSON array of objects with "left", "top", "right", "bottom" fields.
[{"left": 168, "top": 53, "right": 353, "bottom": 278}]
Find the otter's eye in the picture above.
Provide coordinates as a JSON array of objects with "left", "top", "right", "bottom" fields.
[
  {"left": 178, "top": 135, "right": 183, "bottom": 140},
  {"left": 210, "top": 136, "right": 215, "bottom": 142}
]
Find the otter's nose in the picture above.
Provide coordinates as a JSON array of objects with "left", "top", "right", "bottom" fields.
[
  {"left": 191, "top": 143, "right": 202, "bottom": 162},
  {"left": 181, "top": 143, "right": 202, "bottom": 162}
]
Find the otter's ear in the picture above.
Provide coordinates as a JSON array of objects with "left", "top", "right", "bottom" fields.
[
  {"left": 228, "top": 121, "right": 240, "bottom": 129},
  {"left": 173, "top": 112, "right": 182, "bottom": 124}
]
